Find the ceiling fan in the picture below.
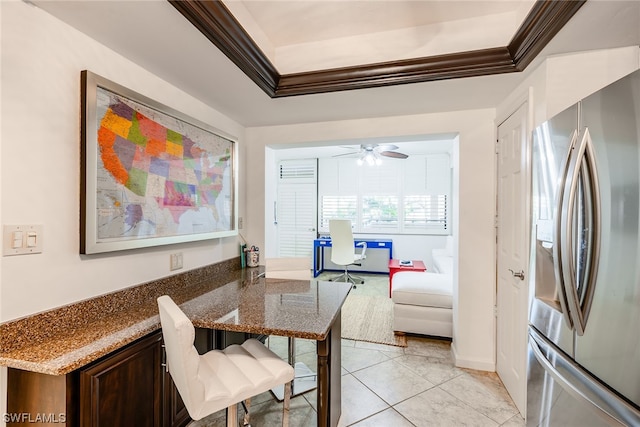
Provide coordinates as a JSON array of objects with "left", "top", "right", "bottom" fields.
[{"left": 334, "top": 144, "right": 409, "bottom": 165}]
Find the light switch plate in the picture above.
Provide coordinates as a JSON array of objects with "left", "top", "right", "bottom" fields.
[{"left": 3, "top": 224, "right": 43, "bottom": 256}]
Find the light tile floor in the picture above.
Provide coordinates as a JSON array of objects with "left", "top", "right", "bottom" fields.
[{"left": 189, "top": 273, "right": 525, "bottom": 427}]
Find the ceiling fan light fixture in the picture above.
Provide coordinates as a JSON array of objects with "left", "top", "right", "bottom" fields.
[
  {"left": 366, "top": 152, "right": 375, "bottom": 166},
  {"left": 345, "top": 143, "right": 407, "bottom": 165},
  {"left": 358, "top": 150, "right": 381, "bottom": 166},
  {"left": 374, "top": 152, "right": 382, "bottom": 165}
]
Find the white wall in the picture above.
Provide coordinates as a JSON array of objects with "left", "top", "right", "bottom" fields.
[
  {"left": 1, "top": 3, "right": 248, "bottom": 420},
  {"left": 246, "top": 109, "right": 498, "bottom": 370},
  {"left": 0, "top": 2, "right": 247, "bottom": 318},
  {"left": 498, "top": 46, "right": 640, "bottom": 126}
]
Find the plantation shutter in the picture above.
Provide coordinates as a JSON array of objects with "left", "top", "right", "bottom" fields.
[{"left": 276, "top": 159, "right": 317, "bottom": 257}]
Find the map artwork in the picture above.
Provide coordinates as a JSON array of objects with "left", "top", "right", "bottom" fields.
[{"left": 95, "top": 87, "right": 233, "bottom": 242}]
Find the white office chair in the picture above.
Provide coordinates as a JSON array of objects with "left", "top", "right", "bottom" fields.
[
  {"left": 328, "top": 219, "right": 367, "bottom": 288},
  {"left": 157, "top": 295, "right": 294, "bottom": 427},
  {"left": 264, "top": 257, "right": 317, "bottom": 400}
]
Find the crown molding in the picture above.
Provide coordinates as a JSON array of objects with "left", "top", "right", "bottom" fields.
[{"left": 169, "top": 0, "right": 586, "bottom": 98}]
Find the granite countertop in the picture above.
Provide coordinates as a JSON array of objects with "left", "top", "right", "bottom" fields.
[{"left": 0, "top": 262, "right": 351, "bottom": 376}]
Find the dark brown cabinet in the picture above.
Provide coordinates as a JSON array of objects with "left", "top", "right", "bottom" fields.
[
  {"left": 7, "top": 331, "right": 190, "bottom": 427},
  {"left": 80, "top": 332, "right": 162, "bottom": 426},
  {"left": 162, "top": 374, "right": 189, "bottom": 427}
]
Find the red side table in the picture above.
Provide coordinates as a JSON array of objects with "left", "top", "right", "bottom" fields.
[{"left": 388, "top": 259, "right": 427, "bottom": 297}]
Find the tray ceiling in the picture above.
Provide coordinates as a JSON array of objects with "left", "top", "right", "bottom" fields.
[{"left": 169, "top": 0, "right": 585, "bottom": 97}]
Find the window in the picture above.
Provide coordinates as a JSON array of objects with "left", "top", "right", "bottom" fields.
[
  {"left": 404, "top": 195, "right": 447, "bottom": 232},
  {"left": 362, "top": 196, "right": 398, "bottom": 230},
  {"left": 319, "top": 195, "right": 357, "bottom": 230},
  {"left": 318, "top": 154, "right": 451, "bottom": 235}
]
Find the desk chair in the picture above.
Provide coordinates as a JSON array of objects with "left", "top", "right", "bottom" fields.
[
  {"left": 264, "top": 257, "right": 317, "bottom": 400},
  {"left": 328, "top": 219, "right": 367, "bottom": 288},
  {"left": 157, "top": 295, "right": 294, "bottom": 427}
]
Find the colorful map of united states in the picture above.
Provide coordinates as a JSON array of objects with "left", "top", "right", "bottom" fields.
[{"left": 97, "top": 99, "right": 230, "bottom": 228}]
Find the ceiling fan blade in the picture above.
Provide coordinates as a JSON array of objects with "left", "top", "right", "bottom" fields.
[
  {"left": 376, "top": 144, "right": 399, "bottom": 152},
  {"left": 332, "top": 151, "right": 360, "bottom": 157},
  {"left": 380, "top": 151, "right": 408, "bottom": 159}
]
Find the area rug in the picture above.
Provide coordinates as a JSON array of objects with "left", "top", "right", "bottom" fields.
[{"left": 341, "top": 294, "right": 407, "bottom": 347}]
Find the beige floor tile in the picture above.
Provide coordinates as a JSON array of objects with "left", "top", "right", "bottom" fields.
[
  {"left": 189, "top": 393, "right": 315, "bottom": 426},
  {"left": 395, "top": 387, "right": 499, "bottom": 427},
  {"left": 266, "top": 335, "right": 289, "bottom": 359},
  {"left": 502, "top": 413, "right": 526, "bottom": 426},
  {"left": 337, "top": 374, "right": 389, "bottom": 426},
  {"left": 293, "top": 338, "right": 317, "bottom": 355},
  {"left": 341, "top": 338, "right": 356, "bottom": 348},
  {"left": 404, "top": 335, "right": 453, "bottom": 359},
  {"left": 246, "top": 394, "right": 317, "bottom": 427},
  {"left": 303, "top": 388, "right": 318, "bottom": 412},
  {"left": 395, "top": 353, "right": 464, "bottom": 385},
  {"left": 353, "top": 359, "right": 435, "bottom": 405},
  {"left": 353, "top": 339, "right": 405, "bottom": 356},
  {"left": 341, "top": 344, "right": 391, "bottom": 373},
  {"left": 350, "top": 408, "right": 414, "bottom": 427},
  {"left": 439, "top": 370, "right": 519, "bottom": 425},
  {"left": 293, "top": 350, "right": 318, "bottom": 373}
]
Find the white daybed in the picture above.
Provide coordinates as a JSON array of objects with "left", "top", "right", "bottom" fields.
[{"left": 392, "top": 237, "right": 453, "bottom": 338}]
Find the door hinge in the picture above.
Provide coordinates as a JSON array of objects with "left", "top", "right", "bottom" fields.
[{"left": 493, "top": 305, "right": 498, "bottom": 317}]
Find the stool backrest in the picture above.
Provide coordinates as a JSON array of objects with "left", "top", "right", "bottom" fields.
[{"left": 157, "top": 295, "right": 204, "bottom": 416}]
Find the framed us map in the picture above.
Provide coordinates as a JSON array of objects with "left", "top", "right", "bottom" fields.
[{"left": 80, "top": 70, "right": 237, "bottom": 254}]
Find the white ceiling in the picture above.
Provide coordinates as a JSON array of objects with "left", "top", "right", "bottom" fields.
[
  {"left": 224, "top": 0, "right": 535, "bottom": 72},
  {"left": 234, "top": 0, "right": 530, "bottom": 47},
  {"left": 30, "top": 1, "right": 640, "bottom": 127}
]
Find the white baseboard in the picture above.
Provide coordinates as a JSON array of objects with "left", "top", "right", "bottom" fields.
[{"left": 451, "top": 342, "right": 496, "bottom": 372}]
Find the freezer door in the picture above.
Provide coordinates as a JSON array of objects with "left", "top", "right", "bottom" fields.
[
  {"left": 527, "top": 327, "right": 640, "bottom": 426},
  {"left": 574, "top": 69, "right": 640, "bottom": 408},
  {"left": 530, "top": 104, "right": 578, "bottom": 356}
]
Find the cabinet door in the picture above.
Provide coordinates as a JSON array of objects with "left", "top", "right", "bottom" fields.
[
  {"left": 163, "top": 373, "right": 190, "bottom": 427},
  {"left": 80, "top": 332, "right": 163, "bottom": 427}
]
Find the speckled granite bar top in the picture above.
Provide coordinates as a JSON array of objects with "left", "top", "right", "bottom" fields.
[{"left": 0, "top": 259, "right": 351, "bottom": 376}]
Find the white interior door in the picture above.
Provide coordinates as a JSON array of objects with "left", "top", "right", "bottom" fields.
[
  {"left": 496, "top": 103, "right": 529, "bottom": 415},
  {"left": 276, "top": 160, "right": 317, "bottom": 257}
]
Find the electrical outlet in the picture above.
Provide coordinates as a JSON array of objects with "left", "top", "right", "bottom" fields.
[
  {"left": 170, "top": 252, "right": 183, "bottom": 271},
  {"left": 238, "top": 217, "right": 243, "bottom": 229}
]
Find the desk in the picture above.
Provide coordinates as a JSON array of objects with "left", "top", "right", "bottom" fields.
[
  {"left": 313, "top": 238, "right": 393, "bottom": 277},
  {"left": 183, "top": 275, "right": 351, "bottom": 427}
]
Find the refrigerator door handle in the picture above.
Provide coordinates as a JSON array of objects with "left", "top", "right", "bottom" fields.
[
  {"left": 529, "top": 328, "right": 639, "bottom": 426},
  {"left": 559, "top": 127, "right": 601, "bottom": 335},
  {"left": 554, "top": 129, "right": 579, "bottom": 329},
  {"left": 576, "top": 128, "right": 601, "bottom": 333}
]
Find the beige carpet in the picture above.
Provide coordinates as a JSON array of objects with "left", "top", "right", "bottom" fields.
[{"left": 341, "top": 294, "right": 407, "bottom": 347}]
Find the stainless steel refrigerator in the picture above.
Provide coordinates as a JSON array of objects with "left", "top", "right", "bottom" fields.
[{"left": 528, "top": 68, "right": 640, "bottom": 426}]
